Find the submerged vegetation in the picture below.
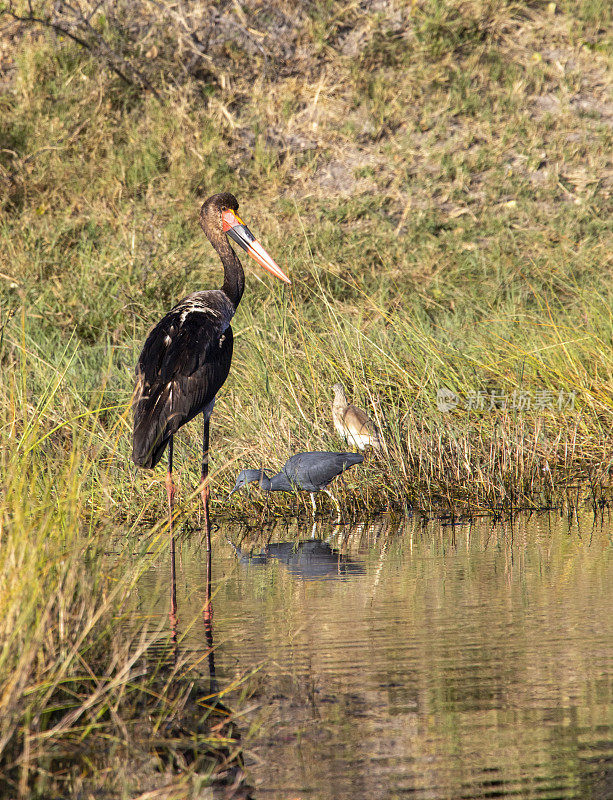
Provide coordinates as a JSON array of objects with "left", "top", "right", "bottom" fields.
[{"left": 0, "top": 0, "right": 611, "bottom": 793}]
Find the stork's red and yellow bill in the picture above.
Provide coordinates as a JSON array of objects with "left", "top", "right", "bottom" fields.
[{"left": 222, "top": 209, "right": 290, "bottom": 284}]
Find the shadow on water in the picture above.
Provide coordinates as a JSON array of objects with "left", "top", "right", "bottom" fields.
[{"left": 132, "top": 511, "right": 613, "bottom": 800}]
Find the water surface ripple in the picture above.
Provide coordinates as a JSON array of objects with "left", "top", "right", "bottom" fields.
[{"left": 134, "top": 513, "right": 613, "bottom": 800}]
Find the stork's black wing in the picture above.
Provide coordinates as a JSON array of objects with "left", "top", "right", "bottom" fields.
[
  {"left": 283, "top": 452, "right": 364, "bottom": 492},
  {"left": 132, "top": 290, "right": 235, "bottom": 468}
]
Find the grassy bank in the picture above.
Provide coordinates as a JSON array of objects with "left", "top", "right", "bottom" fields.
[
  {"left": 0, "top": 0, "right": 611, "bottom": 789},
  {"left": 0, "top": 347, "right": 249, "bottom": 796},
  {"left": 1, "top": 0, "right": 611, "bottom": 517}
]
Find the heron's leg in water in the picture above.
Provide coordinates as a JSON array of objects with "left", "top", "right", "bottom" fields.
[
  {"left": 323, "top": 488, "right": 342, "bottom": 523},
  {"left": 166, "top": 436, "right": 177, "bottom": 620},
  {"left": 310, "top": 492, "right": 317, "bottom": 515}
]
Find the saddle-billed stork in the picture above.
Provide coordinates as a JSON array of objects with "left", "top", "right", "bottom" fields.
[{"left": 132, "top": 192, "right": 290, "bottom": 614}]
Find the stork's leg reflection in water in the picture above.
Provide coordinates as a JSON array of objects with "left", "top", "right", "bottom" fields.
[
  {"left": 202, "top": 527, "right": 217, "bottom": 694},
  {"left": 166, "top": 528, "right": 217, "bottom": 693},
  {"left": 160, "top": 544, "right": 252, "bottom": 799}
]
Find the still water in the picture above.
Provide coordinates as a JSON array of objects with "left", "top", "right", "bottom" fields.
[{"left": 133, "top": 512, "right": 613, "bottom": 799}]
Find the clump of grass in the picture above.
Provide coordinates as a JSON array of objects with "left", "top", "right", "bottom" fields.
[
  {"left": 0, "top": 334, "right": 247, "bottom": 797},
  {"left": 218, "top": 269, "right": 613, "bottom": 517}
]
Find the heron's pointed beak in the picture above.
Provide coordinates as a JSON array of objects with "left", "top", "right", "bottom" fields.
[
  {"left": 228, "top": 479, "right": 244, "bottom": 498},
  {"left": 222, "top": 209, "right": 291, "bottom": 284}
]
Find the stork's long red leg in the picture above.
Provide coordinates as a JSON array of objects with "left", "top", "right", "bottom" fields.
[
  {"left": 166, "top": 435, "right": 177, "bottom": 621},
  {"left": 201, "top": 415, "right": 212, "bottom": 626}
]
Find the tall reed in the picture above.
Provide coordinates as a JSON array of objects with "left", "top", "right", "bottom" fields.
[{"left": 0, "top": 328, "right": 242, "bottom": 797}]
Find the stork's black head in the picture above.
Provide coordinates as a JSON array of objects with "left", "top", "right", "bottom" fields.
[
  {"left": 199, "top": 192, "right": 239, "bottom": 236},
  {"left": 198, "top": 191, "right": 290, "bottom": 285}
]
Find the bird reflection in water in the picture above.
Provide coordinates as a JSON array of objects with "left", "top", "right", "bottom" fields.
[{"left": 227, "top": 536, "right": 365, "bottom": 581}]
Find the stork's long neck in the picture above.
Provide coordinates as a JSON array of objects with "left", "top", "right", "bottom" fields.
[{"left": 218, "top": 236, "right": 245, "bottom": 308}]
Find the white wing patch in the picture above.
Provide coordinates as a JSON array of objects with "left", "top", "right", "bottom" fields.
[{"left": 178, "top": 302, "right": 222, "bottom": 327}]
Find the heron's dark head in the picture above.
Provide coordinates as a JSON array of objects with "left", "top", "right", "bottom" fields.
[{"left": 229, "top": 468, "right": 270, "bottom": 497}]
